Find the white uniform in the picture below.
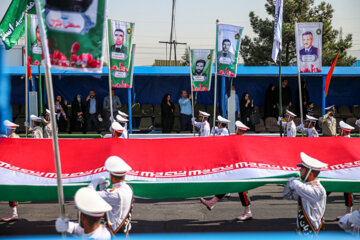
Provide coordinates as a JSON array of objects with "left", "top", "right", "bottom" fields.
[
  {"left": 192, "top": 119, "right": 210, "bottom": 137},
  {"left": 342, "top": 134, "right": 350, "bottom": 138},
  {"left": 284, "top": 178, "right": 326, "bottom": 232},
  {"left": 121, "top": 129, "right": 128, "bottom": 139},
  {"left": 338, "top": 213, "right": 360, "bottom": 234},
  {"left": 90, "top": 182, "right": 133, "bottom": 234},
  {"left": 296, "top": 124, "right": 319, "bottom": 137},
  {"left": 67, "top": 222, "right": 111, "bottom": 240},
  {"left": 211, "top": 127, "right": 229, "bottom": 136},
  {"left": 33, "top": 126, "right": 43, "bottom": 139},
  {"left": 43, "top": 122, "right": 54, "bottom": 139},
  {"left": 279, "top": 120, "right": 296, "bottom": 137}
]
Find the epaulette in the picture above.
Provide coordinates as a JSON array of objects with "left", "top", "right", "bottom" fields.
[
  {"left": 311, "top": 182, "right": 320, "bottom": 186},
  {"left": 109, "top": 185, "right": 120, "bottom": 192}
]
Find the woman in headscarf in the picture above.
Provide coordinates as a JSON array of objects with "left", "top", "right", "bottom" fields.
[
  {"left": 264, "top": 84, "right": 278, "bottom": 118},
  {"left": 161, "top": 93, "right": 175, "bottom": 133},
  {"left": 240, "top": 92, "right": 254, "bottom": 130}
]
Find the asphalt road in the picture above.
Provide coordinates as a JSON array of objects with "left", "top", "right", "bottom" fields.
[{"left": 0, "top": 185, "right": 357, "bottom": 236}]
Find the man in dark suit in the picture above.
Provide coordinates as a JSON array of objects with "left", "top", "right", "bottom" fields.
[
  {"left": 111, "top": 29, "right": 127, "bottom": 53},
  {"left": 85, "top": 90, "right": 102, "bottom": 133},
  {"left": 299, "top": 31, "right": 318, "bottom": 61}
]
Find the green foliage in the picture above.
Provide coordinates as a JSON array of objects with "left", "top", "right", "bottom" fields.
[
  {"left": 240, "top": 0, "right": 356, "bottom": 66},
  {"left": 180, "top": 48, "right": 190, "bottom": 66}
]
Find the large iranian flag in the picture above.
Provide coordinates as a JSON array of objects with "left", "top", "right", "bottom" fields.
[{"left": 0, "top": 136, "right": 359, "bottom": 201}]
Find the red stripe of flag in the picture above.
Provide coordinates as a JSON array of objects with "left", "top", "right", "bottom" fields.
[{"left": 324, "top": 51, "right": 340, "bottom": 97}]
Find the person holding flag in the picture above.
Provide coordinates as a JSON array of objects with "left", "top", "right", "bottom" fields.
[
  {"left": 296, "top": 115, "right": 319, "bottom": 137},
  {"left": 277, "top": 110, "right": 297, "bottom": 137},
  {"left": 283, "top": 152, "right": 327, "bottom": 234},
  {"left": 192, "top": 111, "right": 211, "bottom": 137},
  {"left": 318, "top": 105, "right": 336, "bottom": 136},
  {"left": 211, "top": 116, "right": 230, "bottom": 136}
]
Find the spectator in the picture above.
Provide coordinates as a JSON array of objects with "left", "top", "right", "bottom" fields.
[
  {"left": 103, "top": 90, "right": 121, "bottom": 129},
  {"left": 307, "top": 102, "right": 314, "bottom": 116},
  {"left": 161, "top": 93, "right": 175, "bottom": 133},
  {"left": 318, "top": 105, "right": 336, "bottom": 136},
  {"left": 296, "top": 80, "right": 309, "bottom": 118},
  {"left": 71, "top": 94, "right": 86, "bottom": 133},
  {"left": 225, "top": 85, "right": 240, "bottom": 119},
  {"left": 240, "top": 92, "right": 254, "bottom": 130},
  {"left": 264, "top": 84, "right": 278, "bottom": 118},
  {"left": 85, "top": 90, "right": 102, "bottom": 133},
  {"left": 55, "top": 100, "right": 67, "bottom": 132},
  {"left": 55, "top": 95, "right": 68, "bottom": 114},
  {"left": 277, "top": 79, "right": 292, "bottom": 115},
  {"left": 178, "top": 90, "right": 192, "bottom": 132}
]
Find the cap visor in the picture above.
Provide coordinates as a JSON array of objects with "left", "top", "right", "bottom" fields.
[{"left": 296, "top": 163, "right": 306, "bottom": 168}]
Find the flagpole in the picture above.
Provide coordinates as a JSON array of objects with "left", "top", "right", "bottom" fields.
[
  {"left": 38, "top": 65, "right": 43, "bottom": 116},
  {"left": 34, "top": 0, "right": 65, "bottom": 220},
  {"left": 294, "top": 22, "right": 304, "bottom": 136},
  {"left": 25, "top": 12, "right": 29, "bottom": 138},
  {"left": 189, "top": 47, "right": 196, "bottom": 136},
  {"left": 213, "top": 20, "right": 219, "bottom": 134},
  {"left": 278, "top": 48, "right": 283, "bottom": 137},
  {"left": 128, "top": 44, "right": 136, "bottom": 136},
  {"left": 105, "top": 19, "right": 114, "bottom": 128}
]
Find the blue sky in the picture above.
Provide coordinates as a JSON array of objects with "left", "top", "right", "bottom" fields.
[{"left": 1, "top": 0, "right": 359, "bottom": 66}]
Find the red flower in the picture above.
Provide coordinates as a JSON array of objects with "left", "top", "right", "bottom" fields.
[
  {"left": 33, "top": 60, "right": 40, "bottom": 66},
  {"left": 71, "top": 42, "right": 80, "bottom": 55},
  {"left": 111, "top": 65, "right": 119, "bottom": 71}
]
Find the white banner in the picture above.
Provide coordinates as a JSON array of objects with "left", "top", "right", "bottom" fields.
[{"left": 272, "top": 0, "right": 283, "bottom": 62}]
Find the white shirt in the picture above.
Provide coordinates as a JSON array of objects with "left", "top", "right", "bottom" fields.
[
  {"left": 296, "top": 124, "right": 319, "bottom": 137},
  {"left": 278, "top": 120, "right": 296, "bottom": 137},
  {"left": 211, "top": 127, "right": 229, "bottom": 136},
  {"left": 90, "top": 182, "right": 133, "bottom": 233},
  {"left": 68, "top": 222, "right": 111, "bottom": 240},
  {"left": 192, "top": 119, "right": 210, "bottom": 137},
  {"left": 338, "top": 213, "right": 360, "bottom": 234},
  {"left": 284, "top": 178, "right": 326, "bottom": 231},
  {"left": 33, "top": 126, "right": 43, "bottom": 139}
]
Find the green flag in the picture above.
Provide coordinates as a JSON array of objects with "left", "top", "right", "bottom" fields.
[
  {"left": 27, "top": 14, "right": 42, "bottom": 65},
  {"left": 190, "top": 49, "right": 214, "bottom": 91},
  {"left": 108, "top": 20, "right": 135, "bottom": 88},
  {"left": 0, "top": 0, "right": 36, "bottom": 50},
  {"left": 216, "top": 24, "right": 243, "bottom": 77}
]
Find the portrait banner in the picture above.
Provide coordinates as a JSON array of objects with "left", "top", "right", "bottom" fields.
[
  {"left": 216, "top": 24, "right": 243, "bottom": 77},
  {"left": 295, "top": 22, "right": 322, "bottom": 73},
  {"left": 43, "top": 0, "right": 106, "bottom": 72},
  {"left": 190, "top": 49, "right": 214, "bottom": 91},
  {"left": 107, "top": 20, "right": 135, "bottom": 88},
  {"left": 27, "top": 14, "right": 43, "bottom": 66}
]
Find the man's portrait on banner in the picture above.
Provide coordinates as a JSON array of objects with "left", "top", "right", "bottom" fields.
[
  {"left": 218, "top": 38, "right": 235, "bottom": 65},
  {"left": 299, "top": 31, "right": 318, "bottom": 62},
  {"left": 111, "top": 28, "right": 127, "bottom": 53}
]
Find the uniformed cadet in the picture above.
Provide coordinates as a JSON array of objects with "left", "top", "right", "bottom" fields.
[
  {"left": 296, "top": 115, "right": 319, "bottom": 137},
  {"left": 1, "top": 120, "right": 20, "bottom": 222},
  {"left": 30, "top": 114, "right": 44, "bottom": 138},
  {"left": 55, "top": 187, "right": 112, "bottom": 239},
  {"left": 319, "top": 105, "right": 337, "bottom": 136},
  {"left": 283, "top": 152, "right": 327, "bottom": 235},
  {"left": 338, "top": 210, "right": 360, "bottom": 234},
  {"left": 192, "top": 111, "right": 210, "bottom": 137},
  {"left": 89, "top": 156, "right": 134, "bottom": 235},
  {"left": 277, "top": 110, "right": 297, "bottom": 137},
  {"left": 200, "top": 120, "right": 253, "bottom": 221},
  {"left": 355, "top": 119, "right": 360, "bottom": 130},
  {"left": 111, "top": 121, "right": 125, "bottom": 138},
  {"left": 339, "top": 120, "right": 354, "bottom": 138},
  {"left": 116, "top": 114, "right": 129, "bottom": 139},
  {"left": 211, "top": 115, "right": 230, "bottom": 136},
  {"left": 43, "top": 109, "right": 55, "bottom": 139}
]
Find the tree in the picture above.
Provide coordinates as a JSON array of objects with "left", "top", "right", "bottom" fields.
[
  {"left": 240, "top": 0, "right": 356, "bottom": 66},
  {"left": 180, "top": 48, "right": 190, "bottom": 66}
]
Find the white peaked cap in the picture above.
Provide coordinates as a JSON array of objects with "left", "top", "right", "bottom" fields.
[
  {"left": 325, "top": 105, "right": 335, "bottom": 111},
  {"left": 46, "top": 109, "right": 50, "bottom": 115},
  {"left": 118, "top": 110, "right": 128, "bottom": 117},
  {"left": 339, "top": 121, "right": 354, "bottom": 131},
  {"left": 297, "top": 152, "right": 328, "bottom": 171},
  {"left": 235, "top": 121, "right": 249, "bottom": 131},
  {"left": 105, "top": 156, "right": 132, "bottom": 176},
  {"left": 3, "top": 120, "right": 19, "bottom": 129},
  {"left": 217, "top": 115, "right": 230, "bottom": 124},
  {"left": 75, "top": 187, "right": 112, "bottom": 217},
  {"left": 116, "top": 114, "right": 129, "bottom": 123},
  {"left": 111, "top": 121, "right": 124, "bottom": 132},
  {"left": 30, "top": 114, "right": 42, "bottom": 122},
  {"left": 305, "top": 115, "right": 318, "bottom": 122},
  {"left": 199, "top": 111, "right": 210, "bottom": 117},
  {"left": 349, "top": 211, "right": 360, "bottom": 227},
  {"left": 285, "top": 110, "right": 296, "bottom": 117}
]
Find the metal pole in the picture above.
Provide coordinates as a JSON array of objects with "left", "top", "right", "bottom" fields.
[
  {"left": 128, "top": 88, "right": 132, "bottom": 135},
  {"left": 169, "top": 0, "right": 175, "bottom": 66},
  {"left": 213, "top": 20, "right": 219, "bottom": 131},
  {"left": 189, "top": 48, "right": 196, "bottom": 136},
  {"left": 35, "top": 0, "right": 65, "bottom": 219},
  {"left": 297, "top": 70, "right": 304, "bottom": 135},
  {"left": 106, "top": 19, "right": 114, "bottom": 125},
  {"left": 322, "top": 75, "right": 326, "bottom": 116},
  {"left": 173, "top": 40, "right": 177, "bottom": 66},
  {"left": 278, "top": 48, "right": 283, "bottom": 137},
  {"left": 25, "top": 12, "right": 29, "bottom": 137},
  {"left": 38, "top": 65, "right": 43, "bottom": 115},
  {"left": 221, "top": 76, "right": 226, "bottom": 117},
  {"left": 128, "top": 44, "right": 136, "bottom": 135}
]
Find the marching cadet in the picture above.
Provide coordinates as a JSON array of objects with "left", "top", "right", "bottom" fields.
[
  {"left": 55, "top": 187, "right": 112, "bottom": 239},
  {"left": 319, "top": 105, "right": 337, "bottom": 136},
  {"left": 338, "top": 210, "right": 360, "bottom": 234},
  {"left": 116, "top": 114, "right": 129, "bottom": 139},
  {"left": 277, "top": 110, "right": 297, "bottom": 137},
  {"left": 43, "top": 109, "right": 55, "bottom": 139},
  {"left": 29, "top": 114, "right": 44, "bottom": 138},
  {"left": 111, "top": 121, "right": 125, "bottom": 138},
  {"left": 1, "top": 120, "right": 19, "bottom": 222},
  {"left": 339, "top": 120, "right": 354, "bottom": 138},
  {"left": 192, "top": 111, "right": 210, "bottom": 137},
  {"left": 200, "top": 120, "right": 253, "bottom": 221},
  {"left": 211, "top": 115, "right": 230, "bottom": 136},
  {"left": 283, "top": 152, "right": 327, "bottom": 235},
  {"left": 89, "top": 156, "right": 134, "bottom": 236},
  {"left": 296, "top": 115, "right": 319, "bottom": 137}
]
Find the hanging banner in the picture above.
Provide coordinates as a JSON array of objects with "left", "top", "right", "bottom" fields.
[
  {"left": 43, "top": 0, "right": 106, "bottom": 72},
  {"left": 190, "top": 49, "right": 214, "bottom": 91},
  {"left": 0, "top": 0, "right": 36, "bottom": 50},
  {"left": 216, "top": 24, "right": 243, "bottom": 77},
  {"left": 27, "top": 14, "right": 42, "bottom": 66},
  {"left": 107, "top": 20, "right": 135, "bottom": 88},
  {"left": 295, "top": 22, "right": 322, "bottom": 73}
]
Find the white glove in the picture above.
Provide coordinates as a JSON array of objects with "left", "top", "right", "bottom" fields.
[
  {"left": 55, "top": 217, "right": 69, "bottom": 233},
  {"left": 90, "top": 177, "right": 106, "bottom": 188},
  {"left": 277, "top": 116, "right": 282, "bottom": 125},
  {"left": 299, "top": 123, "right": 304, "bottom": 128},
  {"left": 24, "top": 122, "right": 29, "bottom": 127},
  {"left": 191, "top": 117, "right": 196, "bottom": 122},
  {"left": 355, "top": 119, "right": 360, "bottom": 127},
  {"left": 99, "top": 180, "right": 110, "bottom": 191}
]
